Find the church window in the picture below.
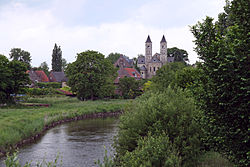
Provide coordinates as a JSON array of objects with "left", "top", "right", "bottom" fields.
[
  {"left": 153, "top": 67, "right": 155, "bottom": 71},
  {"left": 150, "top": 67, "right": 151, "bottom": 72}
]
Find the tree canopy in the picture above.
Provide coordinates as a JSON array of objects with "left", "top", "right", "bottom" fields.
[
  {"left": 167, "top": 47, "right": 189, "bottom": 63},
  {"left": 191, "top": 0, "right": 249, "bottom": 165},
  {"left": 38, "top": 61, "right": 49, "bottom": 76},
  {"left": 106, "top": 52, "right": 123, "bottom": 64},
  {"left": 62, "top": 58, "right": 67, "bottom": 72},
  {"left": 66, "top": 50, "right": 116, "bottom": 100},
  {"left": 118, "top": 77, "right": 142, "bottom": 99},
  {"left": 0, "top": 54, "right": 29, "bottom": 103},
  {"left": 51, "top": 43, "right": 62, "bottom": 72},
  {"left": 9, "top": 48, "right": 31, "bottom": 69}
]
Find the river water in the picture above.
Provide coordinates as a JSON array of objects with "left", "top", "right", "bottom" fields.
[{"left": 0, "top": 117, "right": 119, "bottom": 167}]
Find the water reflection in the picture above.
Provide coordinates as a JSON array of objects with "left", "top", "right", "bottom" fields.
[{"left": 0, "top": 117, "right": 119, "bottom": 167}]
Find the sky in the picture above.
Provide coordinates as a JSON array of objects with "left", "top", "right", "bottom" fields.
[{"left": 0, "top": 0, "right": 226, "bottom": 68}]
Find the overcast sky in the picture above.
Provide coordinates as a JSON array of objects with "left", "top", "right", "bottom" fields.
[{"left": 0, "top": 0, "right": 225, "bottom": 67}]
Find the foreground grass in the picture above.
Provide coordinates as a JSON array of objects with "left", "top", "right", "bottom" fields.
[{"left": 0, "top": 96, "right": 128, "bottom": 153}]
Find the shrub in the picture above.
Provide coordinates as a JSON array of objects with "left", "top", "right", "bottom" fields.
[
  {"left": 26, "top": 88, "right": 57, "bottom": 96},
  {"left": 114, "top": 87, "right": 202, "bottom": 166},
  {"left": 36, "top": 82, "right": 61, "bottom": 88},
  {"left": 121, "top": 133, "right": 181, "bottom": 167}
]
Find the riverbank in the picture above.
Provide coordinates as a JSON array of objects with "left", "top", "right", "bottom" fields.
[{"left": 0, "top": 96, "right": 128, "bottom": 157}]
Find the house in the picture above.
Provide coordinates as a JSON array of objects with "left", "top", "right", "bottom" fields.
[
  {"left": 113, "top": 55, "right": 141, "bottom": 84},
  {"left": 27, "top": 70, "right": 49, "bottom": 83},
  {"left": 49, "top": 71, "right": 68, "bottom": 87},
  {"left": 114, "top": 55, "right": 133, "bottom": 68},
  {"left": 137, "top": 35, "right": 175, "bottom": 79}
]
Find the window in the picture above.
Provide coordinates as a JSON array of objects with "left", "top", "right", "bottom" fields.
[
  {"left": 150, "top": 67, "right": 151, "bottom": 72},
  {"left": 141, "top": 72, "right": 143, "bottom": 74},
  {"left": 153, "top": 67, "right": 155, "bottom": 71}
]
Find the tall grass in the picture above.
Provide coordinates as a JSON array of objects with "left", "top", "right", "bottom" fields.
[{"left": 0, "top": 96, "right": 128, "bottom": 153}]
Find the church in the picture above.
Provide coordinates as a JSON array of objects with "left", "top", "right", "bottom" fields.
[{"left": 137, "top": 35, "right": 174, "bottom": 79}]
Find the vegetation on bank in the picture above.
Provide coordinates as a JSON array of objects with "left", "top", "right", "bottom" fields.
[
  {"left": 0, "top": 96, "right": 128, "bottom": 154},
  {"left": 111, "top": 0, "right": 249, "bottom": 166}
]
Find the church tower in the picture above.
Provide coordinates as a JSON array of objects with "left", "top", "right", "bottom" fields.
[
  {"left": 160, "top": 35, "right": 167, "bottom": 64},
  {"left": 145, "top": 35, "right": 152, "bottom": 64}
]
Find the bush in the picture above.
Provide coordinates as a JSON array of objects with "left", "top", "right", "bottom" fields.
[
  {"left": 36, "top": 82, "right": 61, "bottom": 88},
  {"left": 26, "top": 88, "right": 57, "bottom": 96},
  {"left": 114, "top": 87, "right": 202, "bottom": 166},
  {"left": 191, "top": 0, "right": 249, "bottom": 165},
  {"left": 118, "top": 77, "right": 142, "bottom": 99},
  {"left": 121, "top": 133, "right": 181, "bottom": 167}
]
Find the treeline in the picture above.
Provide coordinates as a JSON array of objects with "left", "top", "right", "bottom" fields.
[{"left": 112, "top": 0, "right": 249, "bottom": 166}]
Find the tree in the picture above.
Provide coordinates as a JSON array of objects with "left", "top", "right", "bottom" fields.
[
  {"left": 167, "top": 47, "right": 189, "bottom": 62},
  {"left": 38, "top": 61, "right": 49, "bottom": 76},
  {"left": 106, "top": 52, "right": 122, "bottom": 64},
  {"left": 151, "top": 62, "right": 186, "bottom": 91},
  {"left": 191, "top": 0, "right": 249, "bottom": 166},
  {"left": 118, "top": 77, "right": 142, "bottom": 99},
  {"left": 62, "top": 58, "right": 67, "bottom": 72},
  {"left": 66, "top": 50, "right": 116, "bottom": 100},
  {"left": 51, "top": 43, "right": 62, "bottom": 72},
  {"left": 9, "top": 48, "right": 31, "bottom": 69},
  {"left": 0, "top": 54, "right": 29, "bottom": 103}
]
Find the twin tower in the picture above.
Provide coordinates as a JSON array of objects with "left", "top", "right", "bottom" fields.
[{"left": 138, "top": 35, "right": 168, "bottom": 79}]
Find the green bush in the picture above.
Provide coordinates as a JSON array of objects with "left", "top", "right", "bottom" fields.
[
  {"left": 26, "top": 88, "right": 57, "bottom": 96},
  {"left": 121, "top": 133, "right": 181, "bottom": 167},
  {"left": 114, "top": 87, "right": 202, "bottom": 166},
  {"left": 191, "top": 0, "right": 249, "bottom": 165},
  {"left": 36, "top": 82, "right": 61, "bottom": 88}
]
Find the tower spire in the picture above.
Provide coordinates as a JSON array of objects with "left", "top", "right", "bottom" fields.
[
  {"left": 145, "top": 35, "right": 152, "bottom": 43},
  {"left": 160, "top": 35, "right": 166, "bottom": 43}
]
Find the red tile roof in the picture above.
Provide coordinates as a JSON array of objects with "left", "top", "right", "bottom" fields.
[
  {"left": 27, "top": 70, "right": 49, "bottom": 82},
  {"left": 124, "top": 68, "right": 141, "bottom": 79},
  {"left": 35, "top": 71, "right": 49, "bottom": 82}
]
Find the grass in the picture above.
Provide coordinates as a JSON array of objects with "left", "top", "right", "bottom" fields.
[{"left": 0, "top": 96, "right": 128, "bottom": 153}]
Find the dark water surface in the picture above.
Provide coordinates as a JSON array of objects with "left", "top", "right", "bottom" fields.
[{"left": 0, "top": 117, "right": 119, "bottom": 167}]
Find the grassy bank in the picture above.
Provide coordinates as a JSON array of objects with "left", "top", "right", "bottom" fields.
[{"left": 0, "top": 96, "right": 128, "bottom": 154}]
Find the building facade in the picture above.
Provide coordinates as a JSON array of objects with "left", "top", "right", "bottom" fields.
[{"left": 137, "top": 35, "right": 174, "bottom": 79}]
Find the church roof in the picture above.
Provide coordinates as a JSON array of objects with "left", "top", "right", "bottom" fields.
[
  {"left": 160, "top": 35, "right": 166, "bottom": 43},
  {"left": 145, "top": 35, "right": 152, "bottom": 43},
  {"left": 150, "top": 55, "right": 161, "bottom": 63},
  {"left": 137, "top": 56, "right": 145, "bottom": 64}
]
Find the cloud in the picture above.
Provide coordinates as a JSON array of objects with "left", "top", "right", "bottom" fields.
[{"left": 0, "top": 0, "right": 225, "bottom": 68}]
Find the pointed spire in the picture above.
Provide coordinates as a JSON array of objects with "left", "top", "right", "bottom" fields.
[
  {"left": 160, "top": 35, "right": 166, "bottom": 43},
  {"left": 145, "top": 35, "right": 152, "bottom": 43}
]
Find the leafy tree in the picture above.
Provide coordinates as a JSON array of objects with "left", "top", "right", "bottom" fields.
[
  {"left": 66, "top": 50, "right": 116, "bottom": 100},
  {"left": 9, "top": 48, "right": 31, "bottom": 69},
  {"left": 51, "top": 43, "right": 62, "bottom": 72},
  {"left": 191, "top": 0, "right": 249, "bottom": 166},
  {"left": 62, "top": 58, "right": 67, "bottom": 72},
  {"left": 174, "top": 66, "right": 203, "bottom": 90},
  {"left": 38, "top": 61, "right": 49, "bottom": 76},
  {"left": 118, "top": 77, "right": 141, "bottom": 99},
  {"left": 0, "top": 54, "right": 29, "bottom": 103},
  {"left": 106, "top": 52, "right": 122, "bottom": 64},
  {"left": 167, "top": 47, "right": 189, "bottom": 62},
  {"left": 151, "top": 62, "right": 186, "bottom": 91}
]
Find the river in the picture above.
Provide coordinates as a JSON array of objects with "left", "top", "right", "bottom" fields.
[{"left": 0, "top": 117, "right": 119, "bottom": 167}]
